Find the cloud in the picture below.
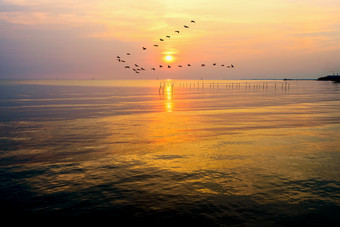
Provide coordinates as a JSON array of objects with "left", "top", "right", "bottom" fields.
[{"left": 0, "top": 0, "right": 28, "bottom": 12}]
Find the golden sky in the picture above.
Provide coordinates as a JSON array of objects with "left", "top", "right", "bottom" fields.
[{"left": 0, "top": 0, "right": 339, "bottom": 79}]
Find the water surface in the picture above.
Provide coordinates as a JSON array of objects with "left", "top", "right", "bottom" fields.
[{"left": 0, "top": 79, "right": 339, "bottom": 225}]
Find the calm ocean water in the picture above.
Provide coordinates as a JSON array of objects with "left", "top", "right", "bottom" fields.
[{"left": 0, "top": 79, "right": 339, "bottom": 225}]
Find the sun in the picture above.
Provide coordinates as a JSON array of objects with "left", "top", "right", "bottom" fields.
[{"left": 165, "top": 55, "right": 173, "bottom": 62}]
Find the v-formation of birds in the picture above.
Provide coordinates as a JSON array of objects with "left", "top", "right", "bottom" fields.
[{"left": 115, "top": 20, "right": 235, "bottom": 74}]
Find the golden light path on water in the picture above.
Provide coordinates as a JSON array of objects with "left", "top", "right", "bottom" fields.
[{"left": 165, "top": 81, "right": 174, "bottom": 112}]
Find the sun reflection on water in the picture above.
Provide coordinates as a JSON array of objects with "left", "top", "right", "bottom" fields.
[{"left": 160, "top": 80, "right": 174, "bottom": 112}]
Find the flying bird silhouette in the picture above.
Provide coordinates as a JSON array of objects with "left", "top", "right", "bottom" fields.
[{"left": 114, "top": 19, "right": 236, "bottom": 75}]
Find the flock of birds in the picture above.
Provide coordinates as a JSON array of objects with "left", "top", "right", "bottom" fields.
[{"left": 115, "top": 20, "right": 235, "bottom": 74}]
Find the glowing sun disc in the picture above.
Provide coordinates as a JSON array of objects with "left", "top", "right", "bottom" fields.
[{"left": 165, "top": 55, "right": 173, "bottom": 62}]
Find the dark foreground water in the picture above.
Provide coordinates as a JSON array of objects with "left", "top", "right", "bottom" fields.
[{"left": 0, "top": 80, "right": 339, "bottom": 225}]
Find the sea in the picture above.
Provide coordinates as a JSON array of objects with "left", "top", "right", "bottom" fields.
[{"left": 0, "top": 79, "right": 339, "bottom": 226}]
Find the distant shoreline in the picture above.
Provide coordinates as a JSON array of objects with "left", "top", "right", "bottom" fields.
[
  {"left": 244, "top": 78, "right": 315, "bottom": 81},
  {"left": 317, "top": 75, "right": 340, "bottom": 83}
]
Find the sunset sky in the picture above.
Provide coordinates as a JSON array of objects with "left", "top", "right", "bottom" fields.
[{"left": 1, "top": 0, "right": 339, "bottom": 79}]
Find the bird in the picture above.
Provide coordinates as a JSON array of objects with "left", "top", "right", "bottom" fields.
[{"left": 113, "top": 20, "right": 237, "bottom": 75}]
